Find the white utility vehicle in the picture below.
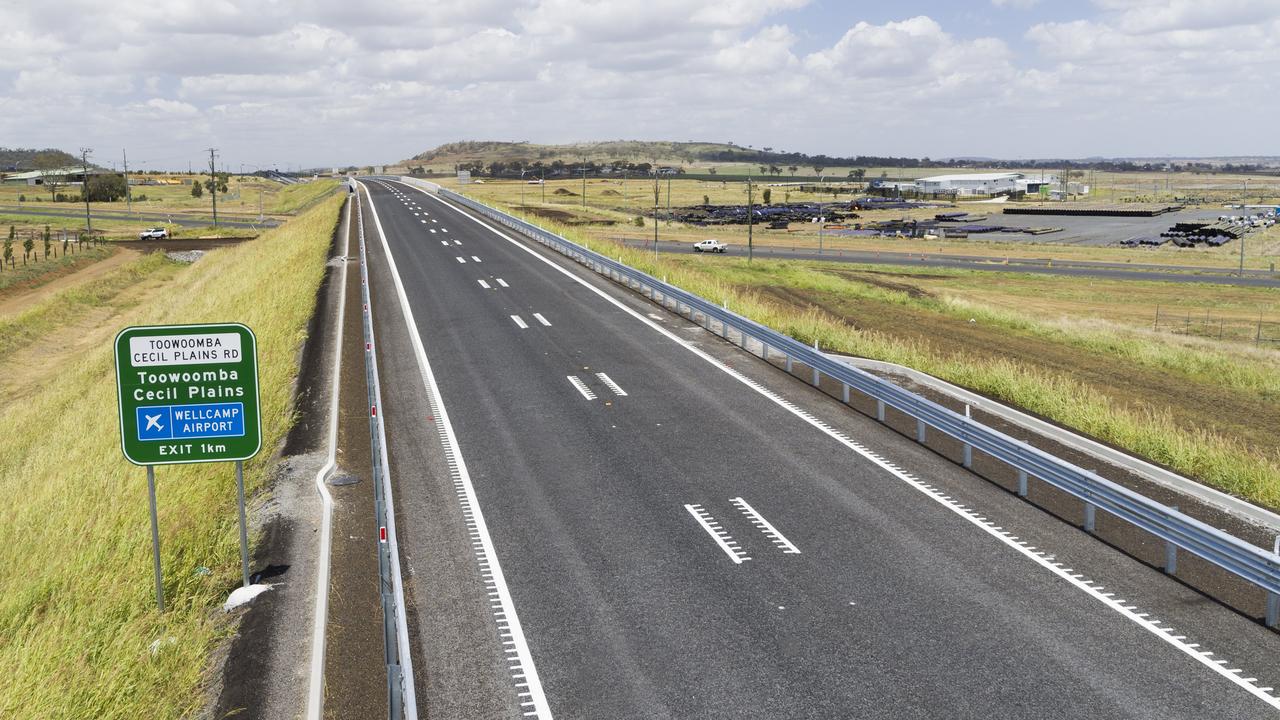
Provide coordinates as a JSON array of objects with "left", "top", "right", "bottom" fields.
[
  {"left": 693, "top": 239, "right": 726, "bottom": 253},
  {"left": 138, "top": 227, "right": 169, "bottom": 240}
]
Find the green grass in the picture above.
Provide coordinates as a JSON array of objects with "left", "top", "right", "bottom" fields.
[
  {"left": 268, "top": 179, "right": 340, "bottom": 214},
  {"left": 0, "top": 195, "right": 344, "bottom": 719},
  {"left": 482, "top": 197, "right": 1280, "bottom": 509}
]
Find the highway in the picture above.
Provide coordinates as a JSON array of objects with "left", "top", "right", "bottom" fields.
[
  {"left": 619, "top": 239, "right": 1280, "bottom": 287},
  {"left": 358, "top": 178, "right": 1280, "bottom": 719}
]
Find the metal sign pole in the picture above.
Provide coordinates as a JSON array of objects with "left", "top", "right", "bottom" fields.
[
  {"left": 147, "top": 465, "right": 165, "bottom": 612},
  {"left": 235, "top": 460, "right": 251, "bottom": 587}
]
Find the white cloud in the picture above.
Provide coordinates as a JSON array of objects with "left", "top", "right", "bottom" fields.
[{"left": 2, "top": 1, "right": 1279, "bottom": 166}]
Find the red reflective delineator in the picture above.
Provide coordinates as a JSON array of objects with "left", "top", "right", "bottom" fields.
[
  {"left": 371, "top": 405, "right": 377, "bottom": 417},
  {"left": 379, "top": 526, "right": 387, "bottom": 543}
]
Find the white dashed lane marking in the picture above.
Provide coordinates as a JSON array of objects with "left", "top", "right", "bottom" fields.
[
  {"left": 685, "top": 504, "right": 750, "bottom": 564},
  {"left": 731, "top": 497, "right": 801, "bottom": 554},
  {"left": 533, "top": 313, "right": 550, "bottom": 327},
  {"left": 510, "top": 315, "right": 528, "bottom": 329},
  {"left": 567, "top": 376, "right": 597, "bottom": 400},
  {"left": 595, "top": 372, "right": 626, "bottom": 396}
]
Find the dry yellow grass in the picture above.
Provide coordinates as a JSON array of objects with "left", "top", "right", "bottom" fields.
[{"left": 0, "top": 195, "right": 343, "bottom": 719}]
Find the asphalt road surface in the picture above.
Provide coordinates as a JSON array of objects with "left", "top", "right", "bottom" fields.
[
  {"left": 620, "top": 239, "right": 1280, "bottom": 288},
  {"left": 359, "top": 178, "right": 1280, "bottom": 719}
]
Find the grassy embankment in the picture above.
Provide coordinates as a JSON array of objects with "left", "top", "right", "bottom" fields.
[
  {"left": 0, "top": 245, "right": 113, "bottom": 293},
  {"left": 0, "top": 195, "right": 343, "bottom": 719},
  {"left": 478, "top": 196, "right": 1280, "bottom": 509}
]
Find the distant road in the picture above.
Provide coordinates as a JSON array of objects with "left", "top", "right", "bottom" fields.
[
  {"left": 0, "top": 205, "right": 279, "bottom": 229},
  {"left": 621, "top": 239, "right": 1280, "bottom": 287}
]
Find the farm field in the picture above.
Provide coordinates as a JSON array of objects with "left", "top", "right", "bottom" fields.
[
  {"left": 462, "top": 192, "right": 1280, "bottom": 509},
  {"left": 0, "top": 177, "right": 340, "bottom": 240},
  {"left": 449, "top": 176, "right": 1280, "bottom": 271}
]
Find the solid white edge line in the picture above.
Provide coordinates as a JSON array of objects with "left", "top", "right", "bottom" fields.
[
  {"left": 363, "top": 181, "right": 553, "bottom": 719},
  {"left": 684, "top": 504, "right": 745, "bottom": 564},
  {"left": 730, "top": 497, "right": 801, "bottom": 554},
  {"left": 356, "top": 182, "right": 420, "bottom": 718},
  {"left": 411, "top": 182, "right": 1280, "bottom": 712},
  {"left": 304, "top": 194, "right": 348, "bottom": 720}
]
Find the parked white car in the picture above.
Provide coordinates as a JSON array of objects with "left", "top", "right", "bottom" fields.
[
  {"left": 138, "top": 227, "right": 169, "bottom": 240},
  {"left": 693, "top": 239, "right": 727, "bottom": 253}
]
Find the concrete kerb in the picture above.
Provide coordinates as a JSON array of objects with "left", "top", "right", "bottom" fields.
[{"left": 829, "top": 353, "right": 1280, "bottom": 534}]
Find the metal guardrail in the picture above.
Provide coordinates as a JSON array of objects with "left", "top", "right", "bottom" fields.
[
  {"left": 355, "top": 191, "right": 414, "bottom": 717},
  {"left": 430, "top": 183, "right": 1280, "bottom": 625}
]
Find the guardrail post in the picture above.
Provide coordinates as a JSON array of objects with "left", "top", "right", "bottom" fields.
[
  {"left": 842, "top": 383, "right": 849, "bottom": 403},
  {"left": 761, "top": 341, "right": 769, "bottom": 360},
  {"left": 785, "top": 354, "right": 793, "bottom": 373},
  {"left": 916, "top": 419, "right": 926, "bottom": 443},
  {"left": 876, "top": 400, "right": 885, "bottom": 422},
  {"left": 1270, "top": 536, "right": 1280, "bottom": 628},
  {"left": 963, "top": 442, "right": 972, "bottom": 469},
  {"left": 1017, "top": 470, "right": 1028, "bottom": 497},
  {"left": 1163, "top": 505, "right": 1179, "bottom": 574},
  {"left": 812, "top": 367, "right": 820, "bottom": 386},
  {"left": 1084, "top": 503, "right": 1096, "bottom": 533}
]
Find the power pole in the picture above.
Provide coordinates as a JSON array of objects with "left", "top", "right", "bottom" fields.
[
  {"left": 80, "top": 148, "right": 93, "bottom": 234},
  {"left": 207, "top": 148, "right": 219, "bottom": 227},
  {"left": 747, "top": 176, "right": 754, "bottom": 263},
  {"left": 666, "top": 176, "right": 672, "bottom": 226},
  {"left": 122, "top": 148, "right": 132, "bottom": 213},
  {"left": 541, "top": 169, "right": 546, "bottom": 203},
  {"left": 581, "top": 159, "right": 587, "bottom": 208},
  {"left": 652, "top": 172, "right": 660, "bottom": 256}
]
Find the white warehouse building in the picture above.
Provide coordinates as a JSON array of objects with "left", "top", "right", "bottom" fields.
[{"left": 916, "top": 172, "right": 1058, "bottom": 196}]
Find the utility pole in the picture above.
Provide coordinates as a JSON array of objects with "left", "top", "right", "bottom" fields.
[
  {"left": 817, "top": 175, "right": 824, "bottom": 255},
  {"left": 1239, "top": 234, "right": 1246, "bottom": 277},
  {"left": 122, "top": 149, "right": 132, "bottom": 213},
  {"left": 581, "top": 158, "right": 587, "bottom": 208},
  {"left": 80, "top": 148, "right": 93, "bottom": 234},
  {"left": 652, "top": 172, "right": 660, "bottom": 256},
  {"left": 666, "top": 175, "right": 672, "bottom": 226},
  {"left": 747, "top": 176, "right": 754, "bottom": 263},
  {"left": 207, "top": 148, "right": 219, "bottom": 227},
  {"left": 541, "top": 169, "right": 546, "bottom": 203},
  {"left": 520, "top": 170, "right": 527, "bottom": 207}
]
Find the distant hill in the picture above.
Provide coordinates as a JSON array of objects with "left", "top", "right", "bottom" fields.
[
  {"left": 405, "top": 141, "right": 1280, "bottom": 175},
  {"left": 405, "top": 140, "right": 929, "bottom": 171},
  {"left": 0, "top": 147, "right": 81, "bottom": 172}
]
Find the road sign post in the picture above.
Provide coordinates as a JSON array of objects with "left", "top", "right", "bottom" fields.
[{"left": 115, "top": 323, "right": 262, "bottom": 610}]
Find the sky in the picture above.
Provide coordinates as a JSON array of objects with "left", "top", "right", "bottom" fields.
[{"left": 3, "top": 0, "right": 1278, "bottom": 171}]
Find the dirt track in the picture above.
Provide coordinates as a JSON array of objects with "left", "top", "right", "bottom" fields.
[{"left": 0, "top": 246, "right": 139, "bottom": 317}]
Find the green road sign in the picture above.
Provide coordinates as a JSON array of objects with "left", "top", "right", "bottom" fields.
[{"left": 115, "top": 323, "right": 261, "bottom": 465}]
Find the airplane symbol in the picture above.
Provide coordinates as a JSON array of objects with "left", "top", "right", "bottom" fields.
[{"left": 144, "top": 414, "right": 164, "bottom": 432}]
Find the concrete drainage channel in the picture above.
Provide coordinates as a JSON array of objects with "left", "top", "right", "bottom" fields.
[{"left": 409, "top": 177, "right": 1280, "bottom": 631}]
